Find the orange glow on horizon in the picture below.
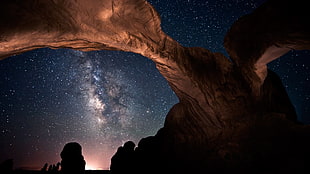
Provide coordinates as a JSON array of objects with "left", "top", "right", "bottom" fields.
[
  {"left": 82, "top": 148, "right": 113, "bottom": 171},
  {"left": 84, "top": 157, "right": 110, "bottom": 170},
  {"left": 85, "top": 163, "right": 107, "bottom": 170}
]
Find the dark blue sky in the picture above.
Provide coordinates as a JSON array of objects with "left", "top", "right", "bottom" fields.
[{"left": 0, "top": 0, "right": 309, "bottom": 170}]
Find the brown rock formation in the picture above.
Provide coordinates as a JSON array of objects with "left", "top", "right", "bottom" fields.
[
  {"left": 1, "top": 0, "right": 309, "bottom": 173},
  {"left": 224, "top": 0, "right": 310, "bottom": 89}
]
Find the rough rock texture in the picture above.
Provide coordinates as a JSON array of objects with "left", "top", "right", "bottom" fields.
[
  {"left": 1, "top": 0, "right": 310, "bottom": 173},
  {"left": 224, "top": 0, "right": 310, "bottom": 89}
]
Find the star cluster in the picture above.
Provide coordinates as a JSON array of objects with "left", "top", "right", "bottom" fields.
[{"left": 0, "top": 0, "right": 309, "bottom": 170}]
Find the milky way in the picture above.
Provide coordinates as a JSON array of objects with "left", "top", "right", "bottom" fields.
[
  {"left": 0, "top": 49, "right": 178, "bottom": 169},
  {"left": 1, "top": 0, "right": 309, "bottom": 170}
]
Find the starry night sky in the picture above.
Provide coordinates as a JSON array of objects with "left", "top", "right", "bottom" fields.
[{"left": 0, "top": 0, "right": 309, "bottom": 170}]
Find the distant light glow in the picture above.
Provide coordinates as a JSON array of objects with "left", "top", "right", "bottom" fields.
[
  {"left": 85, "top": 164, "right": 97, "bottom": 170},
  {"left": 85, "top": 161, "right": 106, "bottom": 170}
]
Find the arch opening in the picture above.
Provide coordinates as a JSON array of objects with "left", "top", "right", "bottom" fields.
[{"left": 0, "top": 48, "right": 178, "bottom": 170}]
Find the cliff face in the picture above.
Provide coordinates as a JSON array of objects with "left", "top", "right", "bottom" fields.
[{"left": 0, "top": 0, "right": 309, "bottom": 173}]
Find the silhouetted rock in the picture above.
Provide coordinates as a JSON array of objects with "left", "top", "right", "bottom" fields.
[
  {"left": 41, "top": 163, "right": 48, "bottom": 172},
  {"left": 0, "top": 0, "right": 310, "bottom": 173},
  {"left": 0, "top": 159, "right": 13, "bottom": 173},
  {"left": 60, "top": 142, "right": 86, "bottom": 174},
  {"left": 110, "top": 141, "right": 136, "bottom": 174}
]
